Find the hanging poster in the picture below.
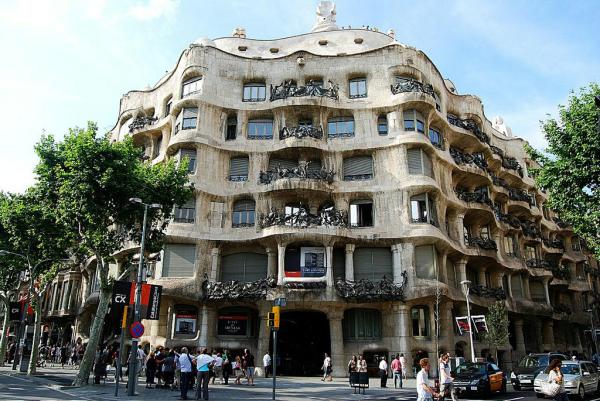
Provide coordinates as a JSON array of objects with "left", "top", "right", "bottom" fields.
[
  {"left": 455, "top": 316, "right": 471, "bottom": 335},
  {"left": 217, "top": 315, "right": 248, "bottom": 336},
  {"left": 300, "top": 247, "right": 326, "bottom": 277},
  {"left": 175, "top": 314, "right": 197, "bottom": 335},
  {"left": 471, "top": 315, "right": 488, "bottom": 333}
]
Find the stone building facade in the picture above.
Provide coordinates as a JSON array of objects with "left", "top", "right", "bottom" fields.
[{"left": 55, "top": 3, "right": 600, "bottom": 376}]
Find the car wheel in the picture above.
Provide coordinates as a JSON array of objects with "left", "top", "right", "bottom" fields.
[
  {"left": 578, "top": 384, "right": 585, "bottom": 400},
  {"left": 514, "top": 384, "right": 521, "bottom": 391},
  {"left": 536, "top": 393, "right": 545, "bottom": 398}
]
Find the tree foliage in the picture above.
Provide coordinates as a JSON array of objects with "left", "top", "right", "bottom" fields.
[
  {"left": 526, "top": 84, "right": 600, "bottom": 258},
  {"left": 482, "top": 301, "right": 510, "bottom": 360},
  {"left": 34, "top": 122, "right": 192, "bottom": 384}
]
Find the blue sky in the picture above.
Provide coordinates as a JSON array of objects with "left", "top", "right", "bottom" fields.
[{"left": 1, "top": 0, "right": 599, "bottom": 193}]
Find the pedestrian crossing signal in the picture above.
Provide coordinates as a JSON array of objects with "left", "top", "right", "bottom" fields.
[{"left": 267, "top": 312, "right": 275, "bottom": 328}]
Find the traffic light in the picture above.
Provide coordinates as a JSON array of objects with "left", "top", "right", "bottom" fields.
[
  {"left": 267, "top": 312, "right": 275, "bottom": 328},
  {"left": 273, "top": 306, "right": 280, "bottom": 328}
]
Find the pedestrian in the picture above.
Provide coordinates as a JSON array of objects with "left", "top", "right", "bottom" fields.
[
  {"left": 400, "top": 353, "right": 407, "bottom": 380},
  {"left": 379, "top": 356, "right": 388, "bottom": 388},
  {"left": 546, "top": 358, "right": 569, "bottom": 401},
  {"left": 391, "top": 353, "right": 402, "bottom": 389},
  {"left": 195, "top": 348, "right": 214, "bottom": 400},
  {"left": 60, "top": 344, "right": 69, "bottom": 368},
  {"left": 162, "top": 349, "right": 176, "bottom": 389},
  {"left": 440, "top": 353, "right": 457, "bottom": 401},
  {"left": 136, "top": 345, "right": 146, "bottom": 377},
  {"left": 244, "top": 349, "right": 255, "bottom": 386},
  {"left": 155, "top": 346, "right": 165, "bottom": 388},
  {"left": 321, "top": 353, "right": 332, "bottom": 381},
  {"left": 263, "top": 351, "right": 272, "bottom": 378},
  {"left": 348, "top": 355, "right": 358, "bottom": 385},
  {"left": 178, "top": 347, "right": 193, "bottom": 400},
  {"left": 146, "top": 352, "right": 157, "bottom": 388},
  {"left": 211, "top": 352, "right": 223, "bottom": 384},
  {"left": 233, "top": 355, "right": 244, "bottom": 384},
  {"left": 416, "top": 358, "right": 438, "bottom": 401},
  {"left": 222, "top": 350, "right": 231, "bottom": 385},
  {"left": 358, "top": 355, "right": 367, "bottom": 373}
]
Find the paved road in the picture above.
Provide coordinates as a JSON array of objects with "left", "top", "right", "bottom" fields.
[{"left": 0, "top": 368, "right": 596, "bottom": 401}]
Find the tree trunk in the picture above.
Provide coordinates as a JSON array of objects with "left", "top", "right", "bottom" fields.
[
  {"left": 73, "top": 259, "right": 110, "bottom": 386},
  {"left": 0, "top": 297, "right": 9, "bottom": 367},
  {"left": 27, "top": 299, "right": 42, "bottom": 375}
]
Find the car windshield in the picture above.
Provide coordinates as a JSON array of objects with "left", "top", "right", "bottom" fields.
[
  {"left": 519, "top": 356, "right": 542, "bottom": 368},
  {"left": 560, "top": 365, "right": 580, "bottom": 375},
  {"left": 455, "top": 363, "right": 486, "bottom": 375}
]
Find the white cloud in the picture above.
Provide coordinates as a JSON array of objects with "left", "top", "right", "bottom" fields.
[{"left": 128, "top": 0, "right": 180, "bottom": 21}]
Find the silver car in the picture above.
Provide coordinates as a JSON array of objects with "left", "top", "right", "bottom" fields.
[{"left": 534, "top": 361, "right": 600, "bottom": 399}]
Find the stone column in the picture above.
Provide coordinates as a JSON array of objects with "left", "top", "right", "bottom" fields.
[
  {"left": 542, "top": 320, "right": 555, "bottom": 352},
  {"left": 441, "top": 301, "right": 455, "bottom": 353},
  {"left": 543, "top": 278, "right": 551, "bottom": 305},
  {"left": 455, "top": 213, "right": 466, "bottom": 244},
  {"left": 255, "top": 303, "right": 271, "bottom": 377},
  {"left": 455, "top": 258, "right": 467, "bottom": 284},
  {"left": 392, "top": 243, "right": 403, "bottom": 284},
  {"left": 399, "top": 242, "right": 415, "bottom": 289},
  {"left": 396, "top": 305, "right": 413, "bottom": 377},
  {"left": 198, "top": 305, "right": 209, "bottom": 349},
  {"left": 523, "top": 275, "right": 531, "bottom": 299},
  {"left": 478, "top": 268, "right": 487, "bottom": 287},
  {"left": 345, "top": 244, "right": 355, "bottom": 281},
  {"left": 507, "top": 274, "right": 513, "bottom": 298},
  {"left": 328, "top": 310, "right": 345, "bottom": 377},
  {"left": 209, "top": 247, "right": 220, "bottom": 281},
  {"left": 326, "top": 246, "right": 334, "bottom": 287},
  {"left": 439, "top": 252, "right": 448, "bottom": 284},
  {"left": 266, "top": 248, "right": 277, "bottom": 278},
  {"left": 49, "top": 283, "right": 58, "bottom": 312},
  {"left": 277, "top": 243, "right": 286, "bottom": 285},
  {"left": 514, "top": 318, "right": 526, "bottom": 358}
]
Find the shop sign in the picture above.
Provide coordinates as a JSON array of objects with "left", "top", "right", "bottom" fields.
[{"left": 218, "top": 315, "right": 248, "bottom": 336}]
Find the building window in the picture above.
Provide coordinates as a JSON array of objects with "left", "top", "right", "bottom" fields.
[
  {"left": 530, "top": 281, "right": 546, "bottom": 302},
  {"left": 243, "top": 83, "right": 266, "bottom": 102},
  {"left": 164, "top": 97, "right": 173, "bottom": 117},
  {"left": 510, "top": 275, "right": 523, "bottom": 298},
  {"left": 226, "top": 117, "right": 237, "bottom": 140},
  {"left": 407, "top": 148, "right": 433, "bottom": 177},
  {"left": 525, "top": 245, "right": 537, "bottom": 261},
  {"left": 154, "top": 135, "right": 163, "bottom": 159},
  {"left": 174, "top": 123, "right": 180, "bottom": 134},
  {"left": 178, "top": 149, "right": 196, "bottom": 174},
  {"left": 411, "top": 306, "right": 430, "bottom": 337},
  {"left": 349, "top": 77, "right": 367, "bottom": 98},
  {"left": 377, "top": 115, "right": 388, "bottom": 135},
  {"left": 284, "top": 204, "right": 302, "bottom": 227},
  {"left": 221, "top": 253, "right": 267, "bottom": 282},
  {"left": 480, "top": 225, "right": 490, "bottom": 240},
  {"left": 410, "top": 193, "right": 438, "bottom": 225},
  {"left": 181, "top": 76, "right": 202, "bottom": 97},
  {"left": 428, "top": 127, "right": 443, "bottom": 149},
  {"left": 182, "top": 107, "right": 198, "bottom": 130},
  {"left": 247, "top": 119, "right": 273, "bottom": 139},
  {"left": 343, "top": 156, "right": 373, "bottom": 181},
  {"left": 174, "top": 198, "right": 195, "bottom": 223},
  {"left": 350, "top": 199, "right": 373, "bottom": 228},
  {"left": 463, "top": 225, "right": 471, "bottom": 246},
  {"left": 328, "top": 117, "right": 355, "bottom": 138},
  {"left": 433, "top": 92, "right": 442, "bottom": 112},
  {"left": 229, "top": 156, "right": 249, "bottom": 181},
  {"left": 174, "top": 305, "right": 198, "bottom": 336},
  {"left": 572, "top": 236, "right": 581, "bottom": 252},
  {"left": 353, "top": 248, "right": 392, "bottom": 281},
  {"left": 415, "top": 245, "right": 437, "bottom": 280},
  {"left": 343, "top": 309, "right": 382, "bottom": 340},
  {"left": 543, "top": 207, "right": 550, "bottom": 220},
  {"left": 284, "top": 246, "right": 326, "bottom": 278},
  {"left": 232, "top": 199, "right": 255, "bottom": 228},
  {"left": 162, "top": 244, "right": 196, "bottom": 278},
  {"left": 403, "top": 109, "right": 425, "bottom": 133},
  {"left": 504, "top": 236, "right": 517, "bottom": 257}
]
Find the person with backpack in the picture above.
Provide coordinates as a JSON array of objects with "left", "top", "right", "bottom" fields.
[{"left": 195, "top": 348, "right": 214, "bottom": 400}]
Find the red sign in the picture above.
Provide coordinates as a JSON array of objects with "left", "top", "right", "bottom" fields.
[{"left": 130, "top": 321, "right": 145, "bottom": 338}]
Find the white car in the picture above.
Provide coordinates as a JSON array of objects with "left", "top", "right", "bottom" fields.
[{"left": 534, "top": 361, "right": 600, "bottom": 399}]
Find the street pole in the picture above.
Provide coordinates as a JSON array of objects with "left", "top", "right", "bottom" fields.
[
  {"left": 116, "top": 305, "right": 128, "bottom": 397},
  {"left": 272, "top": 328, "right": 277, "bottom": 400},
  {"left": 127, "top": 203, "right": 148, "bottom": 396},
  {"left": 11, "top": 301, "right": 26, "bottom": 370},
  {"left": 461, "top": 280, "right": 476, "bottom": 363}
]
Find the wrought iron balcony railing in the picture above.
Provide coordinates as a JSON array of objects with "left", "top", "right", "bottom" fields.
[
  {"left": 526, "top": 258, "right": 551, "bottom": 270},
  {"left": 469, "top": 285, "right": 506, "bottom": 300},
  {"left": 553, "top": 303, "right": 572, "bottom": 314},
  {"left": 270, "top": 80, "right": 339, "bottom": 101},
  {"left": 502, "top": 156, "right": 524, "bottom": 177},
  {"left": 259, "top": 162, "right": 335, "bottom": 185},
  {"left": 520, "top": 220, "right": 542, "bottom": 240},
  {"left": 552, "top": 265, "right": 571, "bottom": 280},
  {"left": 447, "top": 115, "right": 490, "bottom": 145},
  {"left": 202, "top": 275, "right": 276, "bottom": 301},
  {"left": 334, "top": 273, "right": 407, "bottom": 302},
  {"left": 455, "top": 188, "right": 493, "bottom": 207},
  {"left": 129, "top": 116, "right": 158, "bottom": 133},
  {"left": 259, "top": 206, "right": 347, "bottom": 228},
  {"left": 232, "top": 222, "right": 255, "bottom": 228},
  {"left": 449, "top": 148, "right": 488, "bottom": 170},
  {"left": 494, "top": 208, "right": 522, "bottom": 229},
  {"left": 490, "top": 173, "right": 510, "bottom": 190},
  {"left": 280, "top": 125, "right": 324, "bottom": 140},
  {"left": 390, "top": 77, "right": 435, "bottom": 98},
  {"left": 508, "top": 188, "right": 533, "bottom": 205},
  {"left": 229, "top": 175, "right": 248, "bottom": 182},
  {"left": 466, "top": 236, "right": 498, "bottom": 251},
  {"left": 543, "top": 238, "right": 565, "bottom": 250}
]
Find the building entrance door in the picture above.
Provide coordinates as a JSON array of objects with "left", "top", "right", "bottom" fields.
[{"left": 273, "top": 310, "right": 330, "bottom": 376}]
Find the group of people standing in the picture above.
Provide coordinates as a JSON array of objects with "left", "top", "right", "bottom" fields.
[{"left": 347, "top": 353, "right": 407, "bottom": 389}]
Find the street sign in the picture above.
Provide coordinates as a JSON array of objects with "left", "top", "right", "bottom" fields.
[
  {"left": 9, "top": 302, "right": 21, "bottom": 321},
  {"left": 130, "top": 321, "right": 145, "bottom": 338},
  {"left": 274, "top": 297, "right": 286, "bottom": 307}
]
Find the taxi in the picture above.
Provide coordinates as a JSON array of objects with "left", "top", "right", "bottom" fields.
[{"left": 452, "top": 362, "right": 507, "bottom": 396}]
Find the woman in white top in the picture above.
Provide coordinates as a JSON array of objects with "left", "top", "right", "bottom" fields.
[
  {"left": 322, "top": 353, "right": 332, "bottom": 381},
  {"left": 439, "top": 353, "right": 457, "bottom": 401},
  {"left": 546, "top": 359, "right": 569, "bottom": 401},
  {"left": 416, "top": 358, "right": 438, "bottom": 401}
]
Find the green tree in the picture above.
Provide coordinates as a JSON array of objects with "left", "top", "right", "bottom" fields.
[
  {"left": 482, "top": 301, "right": 510, "bottom": 362},
  {"left": 0, "top": 189, "right": 72, "bottom": 374},
  {"left": 526, "top": 84, "right": 600, "bottom": 258},
  {"left": 34, "top": 122, "right": 191, "bottom": 385}
]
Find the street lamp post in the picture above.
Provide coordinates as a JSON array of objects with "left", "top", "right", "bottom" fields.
[
  {"left": 461, "top": 280, "right": 476, "bottom": 363},
  {"left": 126, "top": 198, "right": 161, "bottom": 396}
]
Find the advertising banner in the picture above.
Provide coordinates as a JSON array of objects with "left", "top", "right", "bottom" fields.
[
  {"left": 471, "top": 315, "right": 488, "bottom": 333},
  {"left": 455, "top": 316, "right": 471, "bottom": 335},
  {"left": 300, "top": 247, "right": 326, "bottom": 277},
  {"left": 217, "top": 315, "right": 248, "bottom": 336},
  {"left": 175, "top": 314, "right": 197, "bottom": 335},
  {"left": 111, "top": 281, "right": 162, "bottom": 321},
  {"left": 9, "top": 302, "right": 21, "bottom": 321}
]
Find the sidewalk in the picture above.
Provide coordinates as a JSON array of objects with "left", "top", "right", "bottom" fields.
[{"left": 0, "top": 365, "right": 417, "bottom": 401}]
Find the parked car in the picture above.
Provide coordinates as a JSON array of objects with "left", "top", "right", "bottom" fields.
[
  {"left": 534, "top": 361, "right": 600, "bottom": 399},
  {"left": 452, "top": 362, "right": 507, "bottom": 396},
  {"left": 511, "top": 353, "right": 567, "bottom": 390}
]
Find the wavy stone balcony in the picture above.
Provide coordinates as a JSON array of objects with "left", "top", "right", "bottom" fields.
[
  {"left": 270, "top": 80, "right": 339, "bottom": 101},
  {"left": 334, "top": 273, "right": 407, "bottom": 302},
  {"left": 258, "top": 205, "right": 347, "bottom": 229},
  {"left": 447, "top": 115, "right": 490, "bottom": 145},
  {"left": 465, "top": 236, "right": 498, "bottom": 251},
  {"left": 280, "top": 125, "right": 323, "bottom": 140},
  {"left": 202, "top": 275, "right": 276, "bottom": 301},
  {"left": 258, "top": 162, "right": 335, "bottom": 185},
  {"left": 543, "top": 238, "right": 565, "bottom": 250}
]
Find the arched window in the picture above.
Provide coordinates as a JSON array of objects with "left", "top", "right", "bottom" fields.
[
  {"left": 530, "top": 281, "right": 546, "bottom": 302},
  {"left": 353, "top": 248, "right": 392, "bottom": 281},
  {"left": 232, "top": 199, "right": 255, "bottom": 227},
  {"left": 177, "top": 149, "right": 196, "bottom": 174},
  {"left": 414, "top": 245, "right": 437, "bottom": 280},
  {"left": 411, "top": 306, "right": 430, "bottom": 337},
  {"left": 221, "top": 252, "right": 267, "bottom": 282},
  {"left": 410, "top": 193, "right": 437, "bottom": 225},
  {"left": 510, "top": 275, "right": 523, "bottom": 298},
  {"left": 428, "top": 127, "right": 443, "bottom": 149},
  {"left": 174, "top": 197, "right": 195, "bottom": 224},
  {"left": 407, "top": 148, "right": 433, "bottom": 177},
  {"left": 349, "top": 77, "right": 367, "bottom": 98},
  {"left": 343, "top": 309, "right": 382, "bottom": 340},
  {"left": 377, "top": 115, "right": 388, "bottom": 135},
  {"left": 328, "top": 117, "right": 355, "bottom": 138},
  {"left": 243, "top": 82, "right": 266, "bottom": 102},
  {"left": 350, "top": 199, "right": 373, "bottom": 228},
  {"left": 403, "top": 109, "right": 425, "bottom": 133},
  {"left": 247, "top": 119, "right": 273, "bottom": 139},
  {"left": 181, "top": 107, "right": 198, "bottom": 130},
  {"left": 181, "top": 76, "right": 202, "bottom": 97}
]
